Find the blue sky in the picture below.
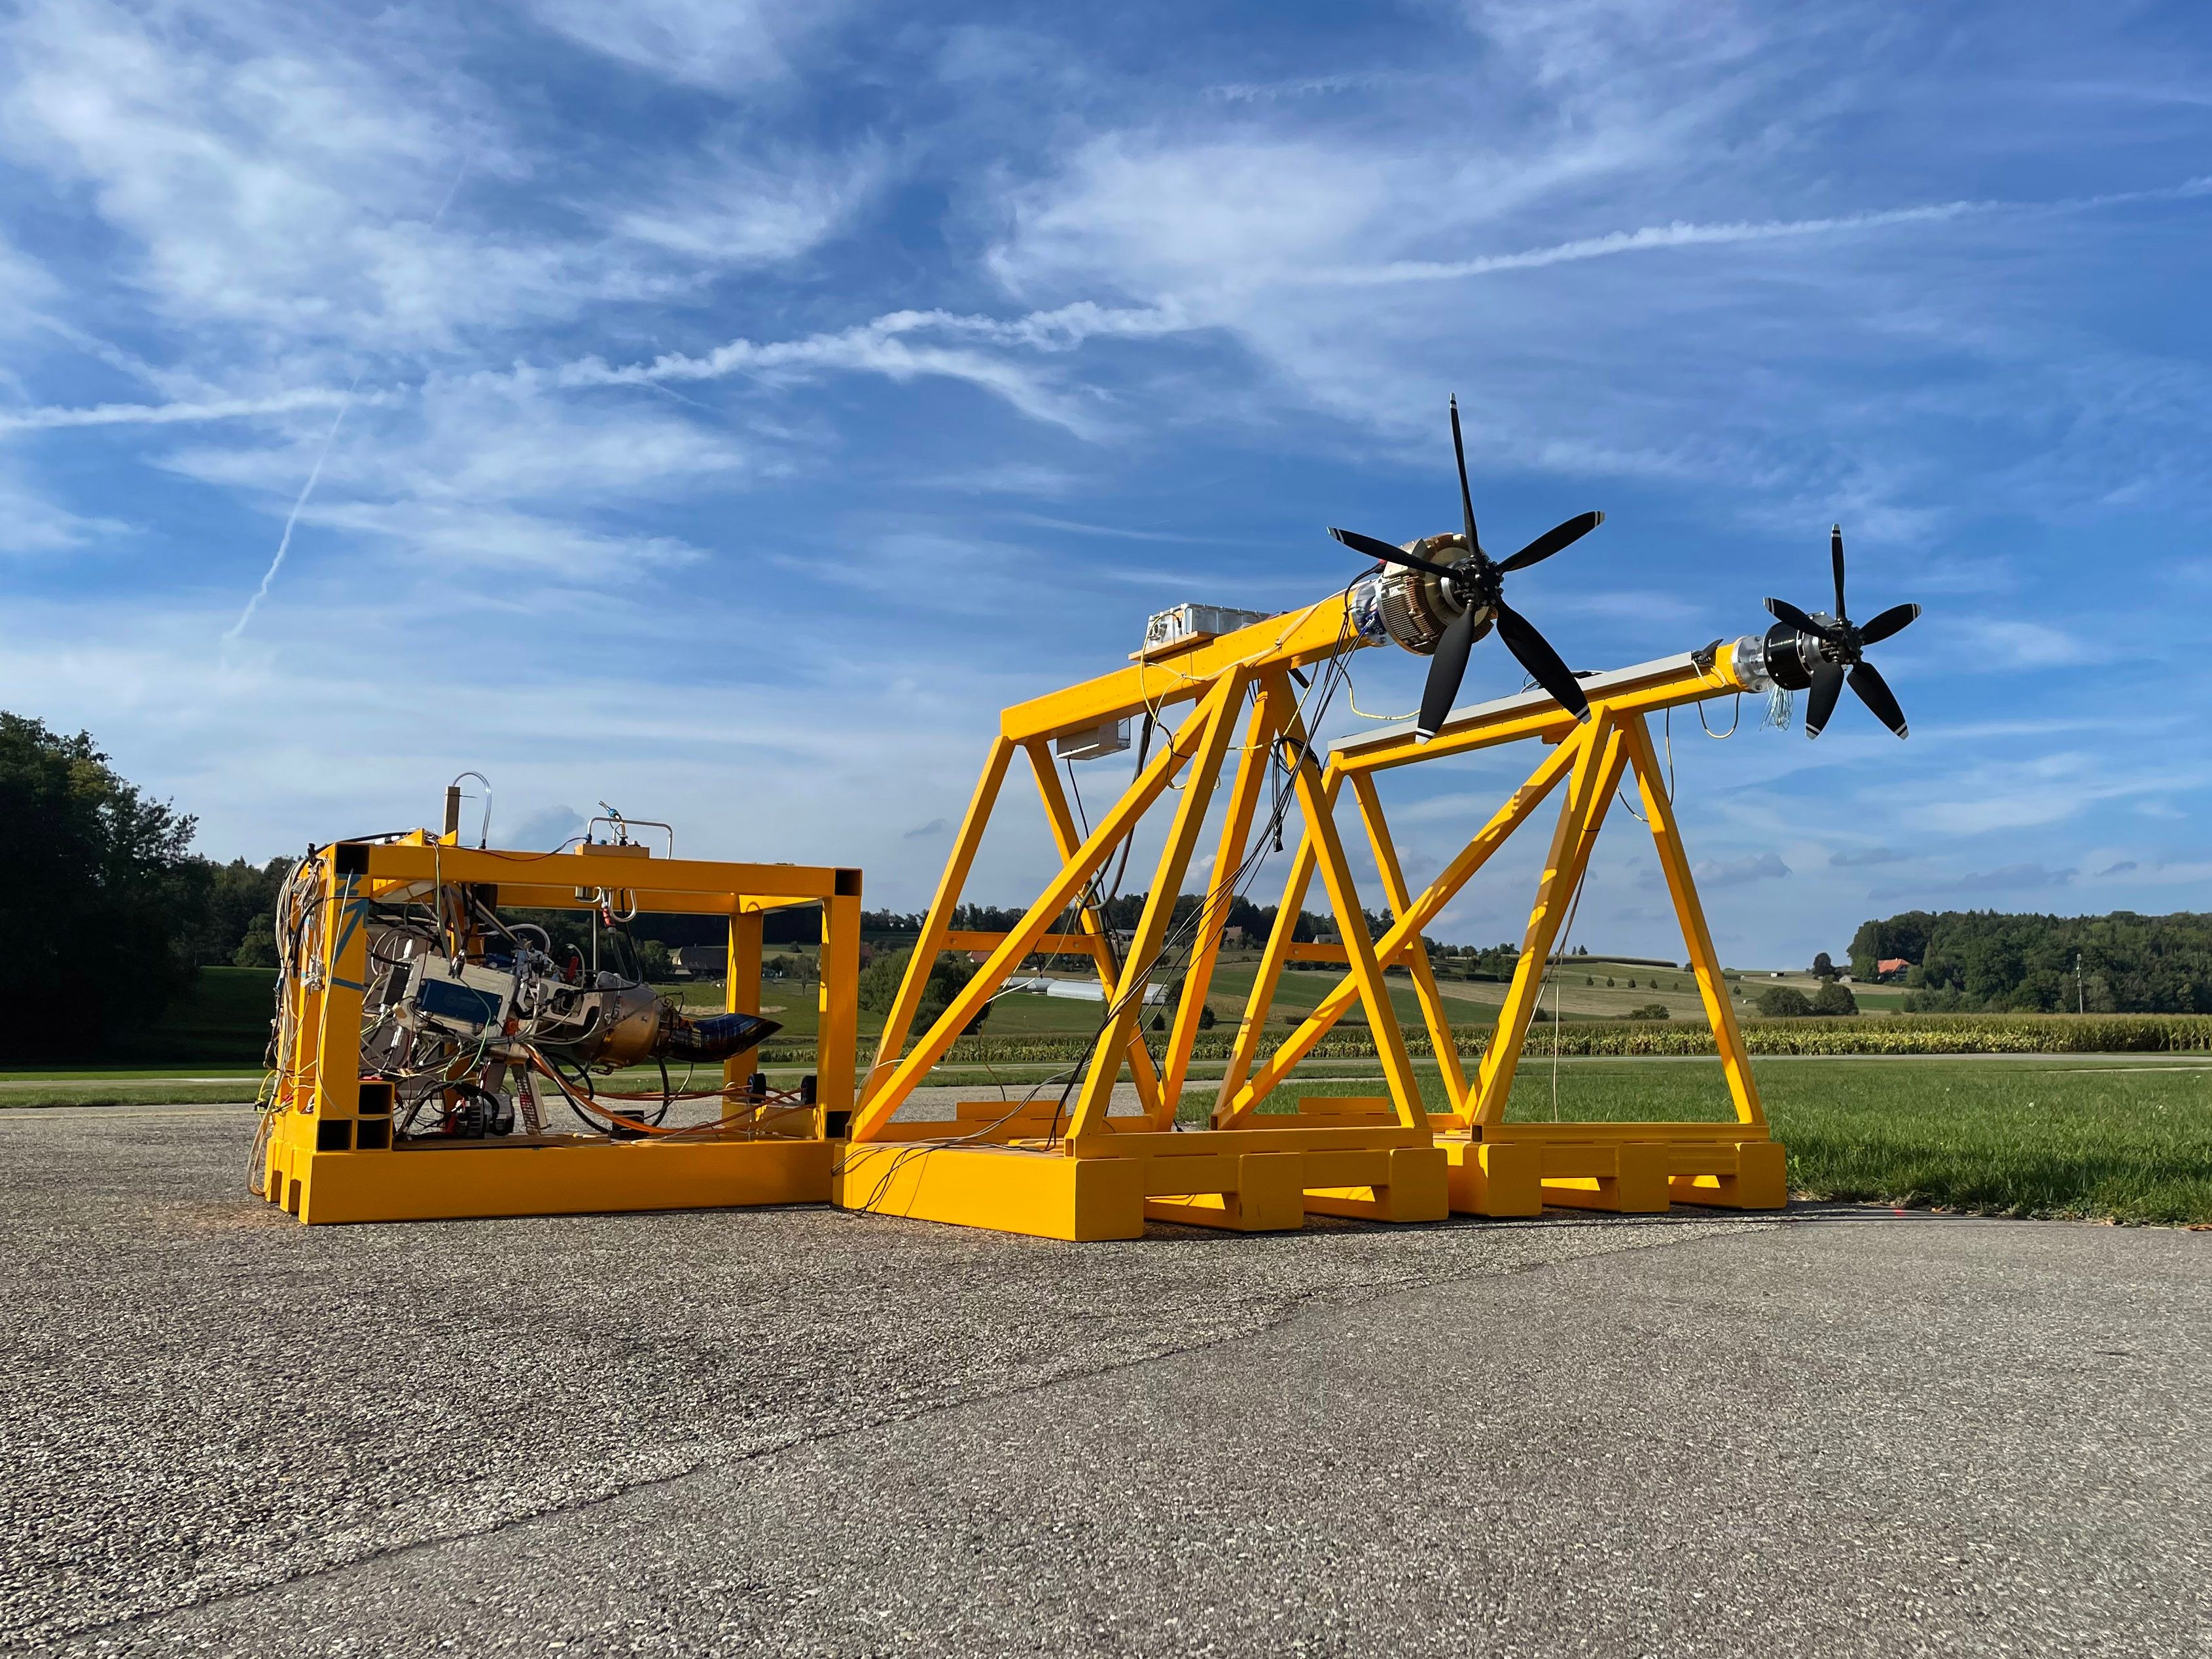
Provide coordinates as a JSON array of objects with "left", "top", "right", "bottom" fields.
[{"left": 3, "top": 0, "right": 2209, "bottom": 968}]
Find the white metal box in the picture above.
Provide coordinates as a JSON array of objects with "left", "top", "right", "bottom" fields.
[{"left": 1143, "top": 603, "right": 1270, "bottom": 655}]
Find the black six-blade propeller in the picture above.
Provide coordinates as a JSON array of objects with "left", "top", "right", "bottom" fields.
[
  {"left": 1763, "top": 525, "right": 1920, "bottom": 738},
  {"left": 1329, "top": 397, "right": 1601, "bottom": 740}
]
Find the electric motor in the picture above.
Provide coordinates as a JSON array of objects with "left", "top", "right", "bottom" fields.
[{"left": 1349, "top": 533, "right": 1491, "bottom": 656}]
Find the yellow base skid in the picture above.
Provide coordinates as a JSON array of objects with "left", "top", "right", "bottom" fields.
[
  {"left": 264, "top": 1135, "right": 835, "bottom": 1225},
  {"left": 1443, "top": 1124, "right": 1787, "bottom": 1215},
  {"left": 833, "top": 1128, "right": 1450, "bottom": 1242}
]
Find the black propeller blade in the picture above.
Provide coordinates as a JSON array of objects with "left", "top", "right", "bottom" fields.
[
  {"left": 1450, "top": 395, "right": 1480, "bottom": 556},
  {"left": 1804, "top": 662, "right": 1846, "bottom": 738},
  {"left": 1327, "top": 526, "right": 1455, "bottom": 580},
  {"left": 1765, "top": 524, "right": 1920, "bottom": 739},
  {"left": 1847, "top": 661, "right": 1908, "bottom": 737},
  {"left": 1419, "top": 605, "right": 1480, "bottom": 740},
  {"left": 1859, "top": 602, "right": 1921, "bottom": 645},
  {"left": 1500, "top": 510, "right": 1604, "bottom": 574},
  {"left": 1330, "top": 398, "right": 1599, "bottom": 738},
  {"left": 1496, "top": 601, "right": 1590, "bottom": 721},
  {"left": 1763, "top": 595, "right": 1836, "bottom": 639}
]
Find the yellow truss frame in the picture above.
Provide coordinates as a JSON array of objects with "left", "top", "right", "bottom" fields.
[
  {"left": 838, "top": 597, "right": 1786, "bottom": 1240},
  {"left": 258, "top": 833, "right": 862, "bottom": 1224}
]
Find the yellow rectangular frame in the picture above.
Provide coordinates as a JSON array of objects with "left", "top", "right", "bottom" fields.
[{"left": 259, "top": 835, "right": 862, "bottom": 1224}]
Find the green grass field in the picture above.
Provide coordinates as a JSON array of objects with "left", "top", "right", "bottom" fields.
[{"left": 1217, "top": 1056, "right": 2212, "bottom": 1226}]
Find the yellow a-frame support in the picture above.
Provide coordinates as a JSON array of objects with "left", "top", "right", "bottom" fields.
[
  {"left": 1218, "top": 651, "right": 1785, "bottom": 1217},
  {"left": 837, "top": 601, "right": 1450, "bottom": 1240},
  {"left": 836, "top": 592, "right": 1784, "bottom": 1240}
]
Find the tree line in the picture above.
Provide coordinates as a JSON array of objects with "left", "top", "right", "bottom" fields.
[
  {"left": 1, "top": 715, "right": 297, "bottom": 1058},
  {"left": 863, "top": 897, "right": 1498, "bottom": 968},
  {"left": 1851, "top": 908, "right": 2212, "bottom": 1013}
]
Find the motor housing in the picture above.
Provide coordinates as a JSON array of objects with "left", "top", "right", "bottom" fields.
[{"left": 1349, "top": 533, "right": 1491, "bottom": 656}]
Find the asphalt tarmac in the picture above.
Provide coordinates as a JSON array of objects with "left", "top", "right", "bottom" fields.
[{"left": 1, "top": 1103, "right": 2203, "bottom": 1657}]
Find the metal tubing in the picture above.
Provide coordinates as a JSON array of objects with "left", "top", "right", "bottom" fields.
[
  {"left": 1025, "top": 738, "right": 1168, "bottom": 1117},
  {"left": 865, "top": 736, "right": 1016, "bottom": 1105},
  {"left": 1159, "top": 681, "right": 1283, "bottom": 1122},
  {"left": 850, "top": 688, "right": 1233, "bottom": 1141},
  {"left": 1266, "top": 671, "right": 1428, "bottom": 1133},
  {"left": 1221, "top": 728, "right": 1590, "bottom": 1122},
  {"left": 1351, "top": 770, "right": 1471, "bottom": 1117},
  {"left": 1620, "top": 714, "right": 1766, "bottom": 1126},
  {"left": 1068, "top": 671, "right": 1252, "bottom": 1145},
  {"left": 1471, "top": 718, "right": 1632, "bottom": 1124}
]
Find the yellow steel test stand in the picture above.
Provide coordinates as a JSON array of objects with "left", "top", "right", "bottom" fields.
[
  {"left": 258, "top": 832, "right": 862, "bottom": 1224},
  {"left": 837, "top": 597, "right": 1784, "bottom": 1240}
]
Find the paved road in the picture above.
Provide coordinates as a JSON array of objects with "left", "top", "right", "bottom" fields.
[{"left": 1, "top": 1104, "right": 2203, "bottom": 1657}]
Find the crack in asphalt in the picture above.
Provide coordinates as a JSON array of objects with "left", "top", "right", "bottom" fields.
[{"left": 48, "top": 1214, "right": 1775, "bottom": 1648}]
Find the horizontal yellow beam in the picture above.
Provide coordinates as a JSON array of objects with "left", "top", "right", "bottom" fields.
[
  {"left": 999, "top": 596, "right": 1366, "bottom": 743},
  {"left": 1332, "top": 644, "right": 1753, "bottom": 774},
  {"left": 353, "top": 842, "right": 858, "bottom": 904},
  {"left": 940, "top": 930, "right": 1100, "bottom": 955}
]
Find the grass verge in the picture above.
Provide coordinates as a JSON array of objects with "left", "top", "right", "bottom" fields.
[{"left": 1239, "top": 1057, "right": 2212, "bottom": 1226}]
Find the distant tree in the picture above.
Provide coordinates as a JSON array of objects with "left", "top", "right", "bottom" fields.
[
  {"left": 1851, "top": 907, "right": 2212, "bottom": 1012},
  {"left": 1755, "top": 985, "right": 1814, "bottom": 1018},
  {"left": 173, "top": 854, "right": 291, "bottom": 967},
  {"left": 1197, "top": 1002, "right": 1217, "bottom": 1031},
  {"left": 857, "top": 948, "right": 988, "bottom": 1036},
  {"left": 0, "top": 714, "right": 200, "bottom": 1057},
  {"left": 636, "top": 938, "right": 673, "bottom": 979},
  {"left": 1605, "top": 976, "right": 1615, "bottom": 987},
  {"left": 1849, "top": 912, "right": 1935, "bottom": 983},
  {"left": 1811, "top": 951, "right": 1838, "bottom": 980},
  {"left": 1625, "top": 1003, "right": 1671, "bottom": 1020},
  {"left": 1810, "top": 978, "right": 1859, "bottom": 1016}
]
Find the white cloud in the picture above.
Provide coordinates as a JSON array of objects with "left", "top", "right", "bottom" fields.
[
  {"left": 1897, "top": 752, "right": 2183, "bottom": 835},
  {"left": 1694, "top": 850, "right": 1790, "bottom": 887},
  {"left": 610, "top": 142, "right": 887, "bottom": 266},
  {"left": 0, "top": 462, "right": 127, "bottom": 555},
  {"left": 1963, "top": 620, "right": 2094, "bottom": 668},
  {"left": 520, "top": 0, "right": 849, "bottom": 92}
]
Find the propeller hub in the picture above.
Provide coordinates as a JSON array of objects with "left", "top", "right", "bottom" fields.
[{"left": 1445, "top": 552, "right": 1500, "bottom": 613}]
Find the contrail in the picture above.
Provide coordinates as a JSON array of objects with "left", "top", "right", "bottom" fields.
[
  {"left": 1313, "top": 175, "right": 2212, "bottom": 286},
  {"left": 0, "top": 387, "right": 358, "bottom": 433},
  {"left": 222, "top": 374, "right": 361, "bottom": 643}
]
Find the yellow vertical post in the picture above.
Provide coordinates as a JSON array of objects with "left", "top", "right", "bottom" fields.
[
  {"left": 1213, "top": 775, "right": 1325, "bottom": 1126},
  {"left": 1472, "top": 719, "right": 1630, "bottom": 1125},
  {"left": 865, "top": 735, "right": 1014, "bottom": 1107},
  {"left": 1622, "top": 715, "right": 1766, "bottom": 1126},
  {"left": 1158, "top": 681, "right": 1281, "bottom": 1124},
  {"left": 1350, "top": 771, "right": 1470, "bottom": 1119},
  {"left": 723, "top": 907, "right": 766, "bottom": 1097},
  {"left": 282, "top": 861, "right": 330, "bottom": 1116},
  {"left": 310, "top": 859, "right": 368, "bottom": 1121},
  {"left": 1026, "top": 741, "right": 1167, "bottom": 1117},
  {"left": 1067, "top": 673, "right": 1250, "bottom": 1144},
  {"left": 817, "top": 874, "right": 863, "bottom": 1126},
  {"left": 1270, "top": 674, "right": 1428, "bottom": 1133}
]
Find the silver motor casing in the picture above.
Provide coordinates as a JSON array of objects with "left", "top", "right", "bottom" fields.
[
  {"left": 526, "top": 974, "right": 665, "bottom": 1068},
  {"left": 1348, "top": 533, "right": 1491, "bottom": 656}
]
